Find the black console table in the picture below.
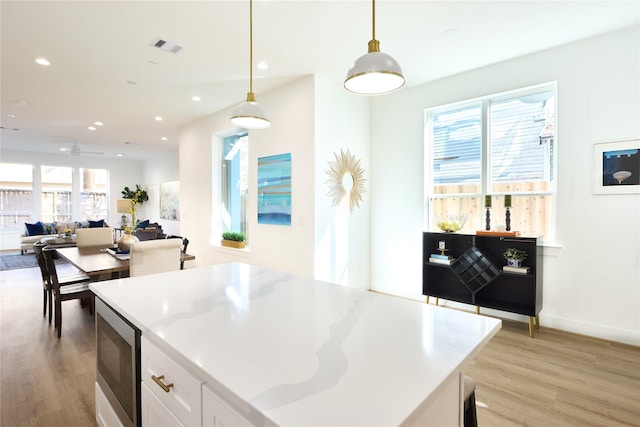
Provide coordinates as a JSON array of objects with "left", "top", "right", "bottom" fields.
[{"left": 423, "top": 232, "right": 543, "bottom": 337}]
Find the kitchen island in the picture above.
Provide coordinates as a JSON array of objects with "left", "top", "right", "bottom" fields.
[{"left": 90, "top": 262, "right": 501, "bottom": 426}]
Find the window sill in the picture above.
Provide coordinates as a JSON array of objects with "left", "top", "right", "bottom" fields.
[
  {"left": 212, "top": 244, "right": 250, "bottom": 258},
  {"left": 540, "top": 242, "right": 563, "bottom": 257}
]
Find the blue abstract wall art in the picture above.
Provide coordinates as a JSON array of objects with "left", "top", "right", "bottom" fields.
[{"left": 258, "top": 153, "right": 291, "bottom": 225}]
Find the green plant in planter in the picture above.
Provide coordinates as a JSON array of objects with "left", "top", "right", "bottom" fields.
[
  {"left": 222, "top": 231, "right": 245, "bottom": 242},
  {"left": 503, "top": 248, "right": 527, "bottom": 261}
]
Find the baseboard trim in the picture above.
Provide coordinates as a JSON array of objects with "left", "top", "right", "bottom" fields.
[{"left": 374, "top": 292, "right": 640, "bottom": 347}]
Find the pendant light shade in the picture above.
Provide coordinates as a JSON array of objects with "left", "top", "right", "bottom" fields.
[
  {"left": 230, "top": 92, "right": 271, "bottom": 129},
  {"left": 230, "top": 0, "right": 271, "bottom": 129},
  {"left": 344, "top": 0, "right": 404, "bottom": 95}
]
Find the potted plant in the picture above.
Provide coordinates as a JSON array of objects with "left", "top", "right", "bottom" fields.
[
  {"left": 503, "top": 248, "right": 527, "bottom": 268},
  {"left": 121, "top": 184, "right": 149, "bottom": 233},
  {"left": 221, "top": 231, "right": 246, "bottom": 249}
]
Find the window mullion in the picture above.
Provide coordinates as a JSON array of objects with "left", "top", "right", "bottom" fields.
[{"left": 481, "top": 99, "right": 489, "bottom": 198}]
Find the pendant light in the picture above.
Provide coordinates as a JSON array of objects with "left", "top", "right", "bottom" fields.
[
  {"left": 230, "top": 0, "right": 271, "bottom": 129},
  {"left": 344, "top": 0, "right": 405, "bottom": 95}
]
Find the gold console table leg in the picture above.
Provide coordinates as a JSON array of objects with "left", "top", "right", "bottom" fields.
[
  {"left": 528, "top": 317, "right": 535, "bottom": 338},
  {"left": 536, "top": 315, "right": 540, "bottom": 329},
  {"left": 425, "top": 296, "right": 439, "bottom": 306},
  {"left": 476, "top": 306, "right": 480, "bottom": 315},
  {"left": 425, "top": 296, "right": 440, "bottom": 306}
]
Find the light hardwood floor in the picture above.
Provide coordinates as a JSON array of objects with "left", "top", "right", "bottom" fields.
[{"left": 1, "top": 263, "right": 639, "bottom": 426}]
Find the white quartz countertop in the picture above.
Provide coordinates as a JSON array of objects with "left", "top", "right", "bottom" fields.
[{"left": 90, "top": 262, "right": 501, "bottom": 426}]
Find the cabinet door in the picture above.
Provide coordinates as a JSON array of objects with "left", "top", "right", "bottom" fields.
[
  {"left": 142, "top": 337, "right": 203, "bottom": 426},
  {"left": 202, "top": 384, "right": 252, "bottom": 427},
  {"left": 142, "top": 382, "right": 183, "bottom": 427}
]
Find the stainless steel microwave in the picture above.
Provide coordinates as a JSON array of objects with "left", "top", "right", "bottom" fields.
[{"left": 96, "top": 298, "right": 141, "bottom": 427}]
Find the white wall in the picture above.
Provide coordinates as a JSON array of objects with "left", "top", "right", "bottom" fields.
[
  {"left": 314, "top": 76, "right": 371, "bottom": 288},
  {"left": 0, "top": 149, "right": 143, "bottom": 248},
  {"left": 369, "top": 26, "right": 640, "bottom": 345},
  {"left": 142, "top": 153, "right": 180, "bottom": 237},
  {"left": 179, "top": 75, "right": 372, "bottom": 286},
  {"left": 180, "top": 77, "right": 316, "bottom": 277}
]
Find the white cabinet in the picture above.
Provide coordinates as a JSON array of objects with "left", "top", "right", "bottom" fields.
[
  {"left": 142, "top": 336, "right": 253, "bottom": 427},
  {"left": 142, "top": 337, "right": 203, "bottom": 427},
  {"left": 141, "top": 382, "right": 183, "bottom": 427},
  {"left": 95, "top": 382, "right": 124, "bottom": 427},
  {"left": 202, "top": 385, "right": 252, "bottom": 427}
]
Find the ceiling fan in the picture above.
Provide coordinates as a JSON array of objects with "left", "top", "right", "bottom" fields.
[{"left": 59, "top": 143, "right": 104, "bottom": 156}]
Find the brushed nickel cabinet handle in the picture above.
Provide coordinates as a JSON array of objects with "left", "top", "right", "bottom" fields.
[{"left": 151, "top": 374, "right": 174, "bottom": 393}]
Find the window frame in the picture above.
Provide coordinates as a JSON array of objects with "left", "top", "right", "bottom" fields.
[
  {"left": 215, "top": 130, "right": 249, "bottom": 247},
  {"left": 80, "top": 168, "right": 109, "bottom": 220},
  {"left": 425, "top": 82, "right": 558, "bottom": 244}
]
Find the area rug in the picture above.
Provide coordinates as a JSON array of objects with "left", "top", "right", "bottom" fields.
[
  {"left": 0, "top": 253, "right": 40, "bottom": 271},
  {"left": 0, "top": 252, "right": 69, "bottom": 271}
]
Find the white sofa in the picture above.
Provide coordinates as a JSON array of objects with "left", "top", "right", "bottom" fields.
[{"left": 20, "top": 221, "right": 107, "bottom": 254}]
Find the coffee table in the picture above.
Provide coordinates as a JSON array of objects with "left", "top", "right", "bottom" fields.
[{"left": 39, "top": 235, "right": 77, "bottom": 248}]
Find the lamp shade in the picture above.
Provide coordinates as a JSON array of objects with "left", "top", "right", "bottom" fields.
[
  {"left": 230, "top": 92, "right": 271, "bottom": 129},
  {"left": 116, "top": 199, "right": 131, "bottom": 213},
  {"left": 344, "top": 49, "right": 405, "bottom": 95}
]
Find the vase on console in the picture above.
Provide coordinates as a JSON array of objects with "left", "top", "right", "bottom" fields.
[
  {"left": 117, "top": 232, "right": 139, "bottom": 252},
  {"left": 117, "top": 184, "right": 148, "bottom": 252}
]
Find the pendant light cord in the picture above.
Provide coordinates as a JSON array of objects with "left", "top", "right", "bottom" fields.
[
  {"left": 371, "top": 0, "right": 376, "bottom": 41},
  {"left": 249, "top": 0, "right": 254, "bottom": 95}
]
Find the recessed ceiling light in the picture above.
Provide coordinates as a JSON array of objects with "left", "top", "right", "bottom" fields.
[
  {"left": 161, "top": 137, "right": 168, "bottom": 141},
  {"left": 94, "top": 121, "right": 103, "bottom": 126},
  {"left": 13, "top": 100, "right": 27, "bottom": 107},
  {"left": 7, "top": 114, "right": 16, "bottom": 118},
  {"left": 256, "top": 61, "right": 268, "bottom": 70},
  {"left": 116, "top": 153, "right": 124, "bottom": 157},
  {"left": 35, "top": 58, "right": 50, "bottom": 66},
  {"left": 154, "top": 116, "right": 163, "bottom": 121},
  {"left": 192, "top": 96, "right": 201, "bottom": 102},
  {"left": 88, "top": 126, "right": 96, "bottom": 130}
]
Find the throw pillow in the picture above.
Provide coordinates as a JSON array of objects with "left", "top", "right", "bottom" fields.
[
  {"left": 88, "top": 219, "right": 105, "bottom": 228},
  {"left": 135, "top": 219, "right": 150, "bottom": 230},
  {"left": 75, "top": 221, "right": 88, "bottom": 230},
  {"left": 43, "top": 222, "right": 57, "bottom": 234},
  {"left": 25, "top": 221, "right": 45, "bottom": 236}
]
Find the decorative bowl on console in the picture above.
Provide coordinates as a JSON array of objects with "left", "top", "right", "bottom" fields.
[{"left": 434, "top": 213, "right": 468, "bottom": 233}]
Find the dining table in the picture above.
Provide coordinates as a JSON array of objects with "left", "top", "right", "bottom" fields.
[{"left": 54, "top": 246, "right": 195, "bottom": 279}]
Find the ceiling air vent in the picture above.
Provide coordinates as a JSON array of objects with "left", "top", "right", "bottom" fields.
[{"left": 151, "top": 38, "right": 183, "bottom": 54}]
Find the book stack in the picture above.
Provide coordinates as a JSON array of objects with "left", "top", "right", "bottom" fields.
[
  {"left": 106, "top": 248, "right": 131, "bottom": 260},
  {"left": 502, "top": 265, "right": 530, "bottom": 274},
  {"left": 428, "top": 253, "right": 454, "bottom": 265}
]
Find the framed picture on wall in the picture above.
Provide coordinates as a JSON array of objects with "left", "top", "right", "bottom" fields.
[
  {"left": 160, "top": 181, "right": 180, "bottom": 220},
  {"left": 257, "top": 153, "right": 292, "bottom": 225},
  {"left": 593, "top": 139, "right": 640, "bottom": 194}
]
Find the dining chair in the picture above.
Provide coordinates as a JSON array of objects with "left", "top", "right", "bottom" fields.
[
  {"left": 129, "top": 238, "right": 182, "bottom": 277},
  {"left": 42, "top": 246, "right": 94, "bottom": 338},
  {"left": 34, "top": 241, "right": 91, "bottom": 324},
  {"left": 76, "top": 227, "right": 114, "bottom": 248},
  {"left": 167, "top": 235, "right": 189, "bottom": 270}
]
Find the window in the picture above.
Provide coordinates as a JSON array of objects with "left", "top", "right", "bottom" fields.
[
  {"left": 0, "top": 163, "right": 33, "bottom": 230},
  {"left": 80, "top": 168, "right": 109, "bottom": 220},
  {"left": 426, "top": 83, "right": 557, "bottom": 242},
  {"left": 221, "top": 131, "right": 249, "bottom": 240},
  {"left": 41, "top": 166, "right": 72, "bottom": 223}
]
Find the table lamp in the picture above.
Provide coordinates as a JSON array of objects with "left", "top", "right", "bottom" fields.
[{"left": 116, "top": 199, "right": 131, "bottom": 228}]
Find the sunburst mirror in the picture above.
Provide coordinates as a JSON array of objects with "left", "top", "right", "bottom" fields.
[{"left": 325, "top": 148, "right": 367, "bottom": 214}]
